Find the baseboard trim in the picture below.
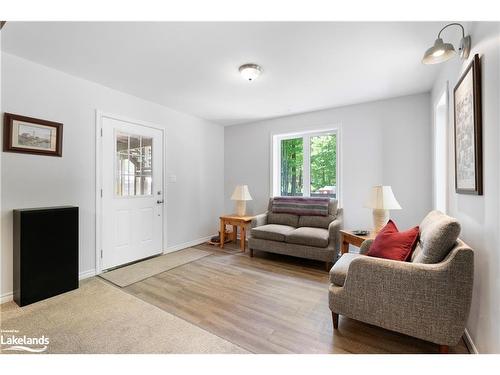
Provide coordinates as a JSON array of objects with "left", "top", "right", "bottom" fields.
[
  {"left": 464, "top": 328, "right": 479, "bottom": 354},
  {"left": 1, "top": 291, "right": 13, "bottom": 304},
  {"left": 0, "top": 269, "right": 97, "bottom": 306},
  {"left": 79, "top": 269, "right": 96, "bottom": 280},
  {"left": 164, "top": 235, "right": 214, "bottom": 254}
]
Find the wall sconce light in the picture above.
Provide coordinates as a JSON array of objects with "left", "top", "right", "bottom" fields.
[{"left": 422, "top": 23, "right": 471, "bottom": 64}]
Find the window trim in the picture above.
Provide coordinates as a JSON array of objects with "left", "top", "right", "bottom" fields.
[
  {"left": 270, "top": 127, "right": 341, "bottom": 203},
  {"left": 433, "top": 82, "right": 449, "bottom": 213}
]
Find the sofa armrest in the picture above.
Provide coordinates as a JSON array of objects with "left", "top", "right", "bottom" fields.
[
  {"left": 359, "top": 239, "right": 374, "bottom": 255},
  {"left": 332, "top": 247, "right": 473, "bottom": 344},
  {"left": 251, "top": 213, "right": 268, "bottom": 229},
  {"left": 328, "top": 208, "right": 343, "bottom": 250}
]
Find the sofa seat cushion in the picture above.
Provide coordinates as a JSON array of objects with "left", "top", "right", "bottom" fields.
[
  {"left": 329, "top": 253, "right": 364, "bottom": 286},
  {"left": 285, "top": 227, "right": 329, "bottom": 248},
  {"left": 251, "top": 224, "right": 296, "bottom": 242}
]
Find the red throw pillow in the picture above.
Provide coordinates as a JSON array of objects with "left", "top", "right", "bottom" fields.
[{"left": 367, "top": 220, "right": 419, "bottom": 261}]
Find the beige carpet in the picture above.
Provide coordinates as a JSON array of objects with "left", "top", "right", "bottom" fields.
[
  {"left": 100, "top": 247, "right": 212, "bottom": 287},
  {"left": 0, "top": 278, "right": 248, "bottom": 354}
]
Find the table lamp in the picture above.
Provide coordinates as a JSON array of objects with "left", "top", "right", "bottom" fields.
[
  {"left": 231, "top": 185, "right": 253, "bottom": 216},
  {"left": 365, "top": 185, "right": 402, "bottom": 232}
]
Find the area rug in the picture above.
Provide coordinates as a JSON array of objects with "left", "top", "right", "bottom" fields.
[
  {"left": 0, "top": 278, "right": 248, "bottom": 354},
  {"left": 99, "top": 247, "right": 212, "bottom": 287}
]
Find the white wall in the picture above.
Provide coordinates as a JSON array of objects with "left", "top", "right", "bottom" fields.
[
  {"left": 1, "top": 53, "right": 224, "bottom": 299},
  {"left": 224, "top": 93, "right": 432, "bottom": 231},
  {"left": 430, "top": 22, "right": 500, "bottom": 354}
]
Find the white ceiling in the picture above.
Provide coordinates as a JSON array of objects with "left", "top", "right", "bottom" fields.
[{"left": 2, "top": 22, "right": 456, "bottom": 126}]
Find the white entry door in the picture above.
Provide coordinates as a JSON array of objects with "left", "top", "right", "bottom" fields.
[{"left": 101, "top": 116, "right": 164, "bottom": 270}]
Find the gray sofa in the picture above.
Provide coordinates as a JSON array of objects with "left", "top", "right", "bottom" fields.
[
  {"left": 328, "top": 210, "right": 474, "bottom": 353},
  {"left": 249, "top": 197, "right": 343, "bottom": 269}
]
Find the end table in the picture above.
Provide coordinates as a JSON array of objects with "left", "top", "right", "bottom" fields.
[
  {"left": 339, "top": 229, "right": 376, "bottom": 255},
  {"left": 219, "top": 214, "right": 254, "bottom": 252}
]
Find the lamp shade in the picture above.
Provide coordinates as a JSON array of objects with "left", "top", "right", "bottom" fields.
[
  {"left": 365, "top": 186, "right": 402, "bottom": 210},
  {"left": 231, "top": 185, "right": 253, "bottom": 201},
  {"left": 422, "top": 38, "right": 456, "bottom": 64}
]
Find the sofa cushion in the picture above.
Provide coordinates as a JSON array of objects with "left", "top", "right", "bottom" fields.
[
  {"left": 367, "top": 220, "right": 419, "bottom": 261},
  {"left": 298, "top": 214, "right": 336, "bottom": 229},
  {"left": 413, "top": 210, "right": 461, "bottom": 264},
  {"left": 285, "top": 227, "right": 330, "bottom": 248},
  {"left": 329, "top": 253, "right": 364, "bottom": 286},
  {"left": 271, "top": 196, "right": 330, "bottom": 216},
  {"left": 267, "top": 212, "right": 299, "bottom": 227},
  {"left": 251, "top": 224, "right": 296, "bottom": 242}
]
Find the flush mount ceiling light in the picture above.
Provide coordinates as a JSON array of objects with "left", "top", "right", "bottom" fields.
[
  {"left": 422, "top": 23, "right": 471, "bottom": 64},
  {"left": 239, "top": 63, "right": 263, "bottom": 81}
]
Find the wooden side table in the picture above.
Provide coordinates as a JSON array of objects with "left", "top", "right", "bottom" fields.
[
  {"left": 339, "top": 230, "right": 376, "bottom": 255},
  {"left": 219, "top": 215, "right": 254, "bottom": 252}
]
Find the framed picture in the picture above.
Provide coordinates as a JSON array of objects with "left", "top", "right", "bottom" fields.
[
  {"left": 454, "top": 54, "right": 482, "bottom": 195},
  {"left": 3, "top": 113, "right": 63, "bottom": 157}
]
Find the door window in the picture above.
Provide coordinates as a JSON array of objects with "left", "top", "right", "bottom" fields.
[{"left": 115, "top": 132, "right": 153, "bottom": 196}]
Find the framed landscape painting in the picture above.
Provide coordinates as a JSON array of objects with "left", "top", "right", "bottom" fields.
[
  {"left": 454, "top": 54, "right": 482, "bottom": 195},
  {"left": 3, "top": 113, "right": 63, "bottom": 157}
]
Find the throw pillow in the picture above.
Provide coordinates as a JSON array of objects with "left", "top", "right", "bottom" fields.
[{"left": 367, "top": 220, "right": 419, "bottom": 261}]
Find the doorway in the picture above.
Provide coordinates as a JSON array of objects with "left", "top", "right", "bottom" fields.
[{"left": 96, "top": 112, "right": 165, "bottom": 272}]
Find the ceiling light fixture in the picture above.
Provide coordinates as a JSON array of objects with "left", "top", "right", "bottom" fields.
[
  {"left": 239, "top": 63, "right": 263, "bottom": 81},
  {"left": 422, "top": 23, "right": 471, "bottom": 64}
]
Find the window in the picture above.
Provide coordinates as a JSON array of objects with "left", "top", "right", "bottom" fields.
[
  {"left": 115, "top": 132, "right": 153, "bottom": 196},
  {"left": 273, "top": 130, "right": 338, "bottom": 199}
]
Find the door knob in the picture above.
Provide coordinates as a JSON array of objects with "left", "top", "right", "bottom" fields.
[{"left": 157, "top": 200, "right": 164, "bottom": 204}]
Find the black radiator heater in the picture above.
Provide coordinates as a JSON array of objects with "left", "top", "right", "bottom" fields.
[{"left": 13, "top": 206, "right": 79, "bottom": 306}]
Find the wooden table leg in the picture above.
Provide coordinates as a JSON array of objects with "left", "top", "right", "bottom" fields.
[
  {"left": 220, "top": 219, "right": 225, "bottom": 249},
  {"left": 240, "top": 225, "right": 246, "bottom": 252},
  {"left": 341, "top": 236, "right": 349, "bottom": 255},
  {"left": 232, "top": 225, "right": 237, "bottom": 243}
]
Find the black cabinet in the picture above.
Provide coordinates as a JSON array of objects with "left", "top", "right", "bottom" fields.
[{"left": 13, "top": 206, "right": 79, "bottom": 306}]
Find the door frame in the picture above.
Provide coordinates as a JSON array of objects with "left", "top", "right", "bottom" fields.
[{"left": 95, "top": 110, "right": 167, "bottom": 275}]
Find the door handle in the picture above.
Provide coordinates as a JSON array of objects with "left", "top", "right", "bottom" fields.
[{"left": 157, "top": 200, "right": 164, "bottom": 204}]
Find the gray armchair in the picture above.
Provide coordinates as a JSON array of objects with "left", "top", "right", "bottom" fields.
[{"left": 328, "top": 211, "right": 474, "bottom": 353}]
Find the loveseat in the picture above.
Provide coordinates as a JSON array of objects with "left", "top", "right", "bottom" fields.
[
  {"left": 248, "top": 197, "right": 343, "bottom": 269},
  {"left": 328, "top": 210, "right": 474, "bottom": 353}
]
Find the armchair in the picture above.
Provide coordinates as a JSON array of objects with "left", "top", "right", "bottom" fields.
[{"left": 328, "top": 211, "right": 474, "bottom": 353}]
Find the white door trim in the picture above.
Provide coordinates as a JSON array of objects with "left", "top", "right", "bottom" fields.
[{"left": 95, "top": 110, "right": 167, "bottom": 275}]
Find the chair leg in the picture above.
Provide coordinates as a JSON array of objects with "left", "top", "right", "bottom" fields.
[
  {"left": 332, "top": 312, "right": 339, "bottom": 330},
  {"left": 438, "top": 345, "right": 449, "bottom": 354}
]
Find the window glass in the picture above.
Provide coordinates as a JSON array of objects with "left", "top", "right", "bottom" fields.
[
  {"left": 274, "top": 130, "right": 338, "bottom": 199},
  {"left": 280, "top": 138, "right": 303, "bottom": 196},
  {"left": 310, "top": 134, "right": 337, "bottom": 198},
  {"left": 115, "top": 133, "right": 153, "bottom": 196}
]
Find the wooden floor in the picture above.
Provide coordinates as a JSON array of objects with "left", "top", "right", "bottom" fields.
[{"left": 124, "top": 242, "right": 469, "bottom": 354}]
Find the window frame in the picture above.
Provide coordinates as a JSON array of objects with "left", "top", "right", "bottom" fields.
[
  {"left": 433, "top": 83, "right": 449, "bottom": 213},
  {"left": 271, "top": 127, "right": 340, "bottom": 201}
]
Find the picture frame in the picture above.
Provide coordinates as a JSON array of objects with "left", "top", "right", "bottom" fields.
[
  {"left": 3, "top": 113, "right": 63, "bottom": 157},
  {"left": 454, "top": 54, "right": 482, "bottom": 195}
]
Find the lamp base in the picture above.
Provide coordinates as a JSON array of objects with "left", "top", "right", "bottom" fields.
[
  {"left": 236, "top": 201, "right": 247, "bottom": 217},
  {"left": 373, "top": 209, "right": 389, "bottom": 232}
]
